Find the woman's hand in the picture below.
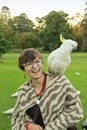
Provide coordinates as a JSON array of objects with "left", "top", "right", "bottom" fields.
[{"left": 28, "top": 123, "right": 43, "bottom": 130}]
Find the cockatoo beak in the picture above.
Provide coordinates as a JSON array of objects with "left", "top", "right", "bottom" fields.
[{"left": 60, "top": 34, "right": 65, "bottom": 43}]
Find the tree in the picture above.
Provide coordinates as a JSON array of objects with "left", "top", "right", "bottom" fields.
[
  {"left": 81, "top": 1, "right": 87, "bottom": 51},
  {"left": 8, "top": 13, "right": 34, "bottom": 33},
  {"left": 0, "top": 32, "right": 12, "bottom": 56},
  {"left": 68, "top": 13, "right": 83, "bottom": 51},
  {"left": 0, "top": 17, "right": 13, "bottom": 56},
  {"left": 0, "top": 6, "right": 11, "bottom": 24},
  {"left": 8, "top": 13, "right": 40, "bottom": 50},
  {"left": 14, "top": 32, "right": 39, "bottom": 49},
  {"left": 36, "top": 11, "right": 73, "bottom": 51}
]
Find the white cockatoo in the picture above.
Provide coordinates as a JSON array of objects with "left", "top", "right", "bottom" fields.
[{"left": 47, "top": 35, "right": 78, "bottom": 74}]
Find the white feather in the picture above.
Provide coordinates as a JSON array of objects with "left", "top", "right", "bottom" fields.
[
  {"left": 77, "top": 90, "right": 80, "bottom": 95},
  {"left": 47, "top": 39, "right": 78, "bottom": 74},
  {"left": 3, "top": 108, "right": 14, "bottom": 114},
  {"left": 11, "top": 91, "right": 18, "bottom": 97},
  {"left": 75, "top": 72, "right": 80, "bottom": 76}
]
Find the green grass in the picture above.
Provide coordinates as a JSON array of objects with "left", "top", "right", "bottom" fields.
[{"left": 0, "top": 52, "right": 87, "bottom": 130}]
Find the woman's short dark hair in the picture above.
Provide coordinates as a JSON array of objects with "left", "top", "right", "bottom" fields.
[{"left": 18, "top": 48, "right": 42, "bottom": 71}]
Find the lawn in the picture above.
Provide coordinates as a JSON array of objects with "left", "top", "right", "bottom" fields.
[{"left": 0, "top": 52, "right": 87, "bottom": 130}]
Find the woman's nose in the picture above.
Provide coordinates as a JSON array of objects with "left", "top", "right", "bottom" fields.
[{"left": 32, "top": 62, "right": 38, "bottom": 68}]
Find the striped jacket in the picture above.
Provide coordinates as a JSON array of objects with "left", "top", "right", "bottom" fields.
[{"left": 12, "top": 73, "right": 83, "bottom": 130}]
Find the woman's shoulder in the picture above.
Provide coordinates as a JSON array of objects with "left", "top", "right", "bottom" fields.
[
  {"left": 18, "top": 80, "right": 31, "bottom": 92},
  {"left": 46, "top": 72, "right": 67, "bottom": 80},
  {"left": 45, "top": 72, "right": 72, "bottom": 85}
]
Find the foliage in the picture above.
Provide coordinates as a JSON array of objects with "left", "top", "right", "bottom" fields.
[
  {"left": 36, "top": 11, "right": 73, "bottom": 51},
  {"left": 14, "top": 32, "right": 40, "bottom": 49},
  {"left": 0, "top": 22, "right": 13, "bottom": 56},
  {"left": 0, "top": 5, "right": 87, "bottom": 53},
  {"left": 0, "top": 33, "right": 11, "bottom": 56},
  {"left": 8, "top": 13, "right": 34, "bottom": 33},
  {"left": 80, "top": 2, "right": 87, "bottom": 51},
  {"left": 8, "top": 13, "right": 41, "bottom": 50},
  {"left": 0, "top": 6, "right": 11, "bottom": 24},
  {"left": 72, "top": 25, "right": 83, "bottom": 51}
]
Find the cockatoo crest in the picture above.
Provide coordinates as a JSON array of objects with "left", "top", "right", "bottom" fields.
[{"left": 60, "top": 34, "right": 65, "bottom": 43}]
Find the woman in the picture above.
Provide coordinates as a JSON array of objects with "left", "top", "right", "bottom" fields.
[{"left": 12, "top": 48, "right": 83, "bottom": 130}]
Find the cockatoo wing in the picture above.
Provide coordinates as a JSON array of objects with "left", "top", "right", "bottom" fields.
[
  {"left": 47, "top": 48, "right": 71, "bottom": 73},
  {"left": 47, "top": 48, "right": 59, "bottom": 67}
]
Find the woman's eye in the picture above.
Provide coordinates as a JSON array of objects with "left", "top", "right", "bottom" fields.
[
  {"left": 36, "top": 60, "right": 41, "bottom": 63},
  {"left": 36, "top": 60, "right": 39, "bottom": 63},
  {"left": 27, "top": 63, "right": 31, "bottom": 66}
]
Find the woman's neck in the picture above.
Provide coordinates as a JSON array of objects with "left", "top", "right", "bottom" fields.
[{"left": 32, "top": 73, "right": 45, "bottom": 90}]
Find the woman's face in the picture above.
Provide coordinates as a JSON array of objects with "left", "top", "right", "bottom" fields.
[{"left": 24, "top": 57, "right": 43, "bottom": 80}]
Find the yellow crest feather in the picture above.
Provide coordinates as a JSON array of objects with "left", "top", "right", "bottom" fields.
[{"left": 60, "top": 34, "right": 65, "bottom": 43}]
